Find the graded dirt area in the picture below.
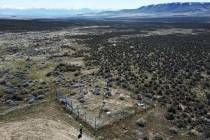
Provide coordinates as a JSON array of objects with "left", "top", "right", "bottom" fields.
[
  {"left": 0, "top": 101, "right": 94, "bottom": 140},
  {"left": 0, "top": 118, "right": 93, "bottom": 140}
]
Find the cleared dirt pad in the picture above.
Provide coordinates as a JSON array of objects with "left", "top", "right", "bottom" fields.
[{"left": 0, "top": 118, "right": 94, "bottom": 140}]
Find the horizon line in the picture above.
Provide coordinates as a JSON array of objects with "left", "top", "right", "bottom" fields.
[{"left": 0, "top": 2, "right": 210, "bottom": 10}]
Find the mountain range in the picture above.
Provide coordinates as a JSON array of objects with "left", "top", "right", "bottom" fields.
[
  {"left": 89, "top": 2, "right": 210, "bottom": 18},
  {"left": 136, "top": 2, "right": 210, "bottom": 13},
  {"left": 0, "top": 2, "right": 210, "bottom": 18}
]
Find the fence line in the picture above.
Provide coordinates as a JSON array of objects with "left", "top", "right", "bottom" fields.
[{"left": 55, "top": 90, "right": 100, "bottom": 131}]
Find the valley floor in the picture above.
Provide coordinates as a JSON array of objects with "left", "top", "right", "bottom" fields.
[{"left": 0, "top": 19, "right": 210, "bottom": 140}]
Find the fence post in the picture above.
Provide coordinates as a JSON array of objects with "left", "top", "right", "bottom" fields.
[
  {"left": 84, "top": 112, "right": 87, "bottom": 122},
  {"left": 70, "top": 100, "right": 72, "bottom": 111},
  {"left": 121, "top": 109, "right": 123, "bottom": 121},
  {"left": 78, "top": 108, "right": 80, "bottom": 118},
  {"left": 94, "top": 117, "right": 97, "bottom": 131},
  {"left": 77, "top": 106, "right": 80, "bottom": 119},
  {"left": 72, "top": 103, "right": 74, "bottom": 111},
  {"left": 65, "top": 97, "right": 67, "bottom": 103}
]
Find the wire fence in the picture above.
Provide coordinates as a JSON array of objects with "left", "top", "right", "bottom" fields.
[{"left": 55, "top": 90, "right": 101, "bottom": 131}]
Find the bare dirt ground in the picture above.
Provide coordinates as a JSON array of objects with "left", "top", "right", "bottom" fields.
[
  {"left": 0, "top": 118, "right": 93, "bottom": 140},
  {"left": 0, "top": 101, "right": 95, "bottom": 140}
]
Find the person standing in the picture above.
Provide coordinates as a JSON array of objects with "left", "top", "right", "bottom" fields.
[{"left": 78, "top": 123, "right": 84, "bottom": 139}]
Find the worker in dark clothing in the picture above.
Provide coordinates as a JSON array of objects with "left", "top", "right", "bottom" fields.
[{"left": 78, "top": 123, "right": 84, "bottom": 139}]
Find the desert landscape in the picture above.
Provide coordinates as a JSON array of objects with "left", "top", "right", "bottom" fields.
[{"left": 0, "top": 18, "right": 209, "bottom": 140}]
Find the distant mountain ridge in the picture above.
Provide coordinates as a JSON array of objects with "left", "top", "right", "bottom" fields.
[
  {"left": 136, "top": 2, "right": 210, "bottom": 13},
  {"left": 0, "top": 2, "right": 210, "bottom": 18},
  {"left": 90, "top": 2, "right": 210, "bottom": 18},
  {"left": 0, "top": 8, "right": 102, "bottom": 18}
]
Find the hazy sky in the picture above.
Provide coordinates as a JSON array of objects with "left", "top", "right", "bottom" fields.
[{"left": 0, "top": 0, "right": 210, "bottom": 9}]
